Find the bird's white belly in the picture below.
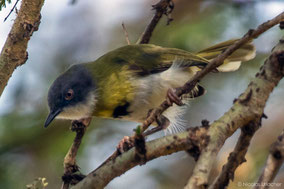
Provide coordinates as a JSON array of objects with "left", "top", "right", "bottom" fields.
[{"left": 127, "top": 66, "right": 195, "bottom": 129}]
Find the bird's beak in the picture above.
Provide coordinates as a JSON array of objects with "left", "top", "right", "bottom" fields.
[{"left": 44, "top": 109, "right": 62, "bottom": 128}]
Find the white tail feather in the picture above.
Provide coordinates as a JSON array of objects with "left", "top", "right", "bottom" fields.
[
  {"left": 164, "top": 103, "right": 189, "bottom": 135},
  {"left": 217, "top": 61, "right": 241, "bottom": 72}
]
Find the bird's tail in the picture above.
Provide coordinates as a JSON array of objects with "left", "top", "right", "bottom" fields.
[{"left": 196, "top": 39, "right": 256, "bottom": 72}]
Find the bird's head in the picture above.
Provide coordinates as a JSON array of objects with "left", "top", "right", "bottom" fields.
[{"left": 44, "top": 64, "right": 96, "bottom": 128}]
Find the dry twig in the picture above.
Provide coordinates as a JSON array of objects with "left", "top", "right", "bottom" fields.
[
  {"left": 137, "top": 0, "right": 174, "bottom": 44},
  {"left": 61, "top": 119, "right": 92, "bottom": 189},
  {"left": 210, "top": 120, "right": 262, "bottom": 189},
  {"left": 3, "top": 0, "right": 20, "bottom": 22},
  {"left": 122, "top": 22, "right": 131, "bottom": 45},
  {"left": 254, "top": 130, "right": 284, "bottom": 189}
]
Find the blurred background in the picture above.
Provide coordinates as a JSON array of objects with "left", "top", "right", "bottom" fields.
[{"left": 0, "top": 0, "right": 283, "bottom": 188}]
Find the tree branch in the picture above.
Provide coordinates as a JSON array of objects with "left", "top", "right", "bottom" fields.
[
  {"left": 122, "top": 23, "right": 131, "bottom": 45},
  {"left": 71, "top": 126, "right": 209, "bottom": 189},
  {"left": 254, "top": 130, "right": 284, "bottom": 189},
  {"left": 61, "top": 126, "right": 86, "bottom": 189},
  {"left": 137, "top": 0, "right": 174, "bottom": 44},
  {"left": 185, "top": 34, "right": 284, "bottom": 189},
  {"left": 61, "top": 118, "right": 92, "bottom": 189},
  {"left": 0, "top": 0, "right": 45, "bottom": 96},
  {"left": 209, "top": 120, "right": 262, "bottom": 189}
]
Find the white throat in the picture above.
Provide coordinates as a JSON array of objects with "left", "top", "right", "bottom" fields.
[{"left": 57, "top": 92, "right": 96, "bottom": 120}]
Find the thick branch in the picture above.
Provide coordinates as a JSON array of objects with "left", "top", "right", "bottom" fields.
[
  {"left": 210, "top": 121, "right": 262, "bottom": 189},
  {"left": 72, "top": 126, "right": 208, "bottom": 189},
  {"left": 185, "top": 36, "right": 284, "bottom": 188},
  {"left": 254, "top": 130, "right": 284, "bottom": 189},
  {"left": 0, "top": 0, "right": 45, "bottom": 96}
]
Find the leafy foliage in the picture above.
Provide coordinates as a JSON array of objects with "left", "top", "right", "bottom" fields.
[{"left": 0, "top": 0, "right": 11, "bottom": 11}]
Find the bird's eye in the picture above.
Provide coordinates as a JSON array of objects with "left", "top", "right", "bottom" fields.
[{"left": 65, "top": 89, "right": 74, "bottom": 100}]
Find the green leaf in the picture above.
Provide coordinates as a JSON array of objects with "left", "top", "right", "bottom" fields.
[{"left": 135, "top": 125, "right": 142, "bottom": 135}]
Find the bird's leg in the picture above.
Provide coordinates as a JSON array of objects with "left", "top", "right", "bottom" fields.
[
  {"left": 116, "top": 114, "right": 170, "bottom": 153},
  {"left": 70, "top": 117, "right": 92, "bottom": 131},
  {"left": 143, "top": 114, "right": 170, "bottom": 136},
  {"left": 166, "top": 88, "right": 184, "bottom": 106}
]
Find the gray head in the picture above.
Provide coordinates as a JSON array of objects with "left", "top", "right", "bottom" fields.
[{"left": 44, "top": 64, "right": 96, "bottom": 128}]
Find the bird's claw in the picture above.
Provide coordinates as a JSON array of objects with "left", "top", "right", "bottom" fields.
[
  {"left": 166, "top": 88, "right": 184, "bottom": 106},
  {"left": 144, "top": 115, "right": 170, "bottom": 136},
  {"left": 70, "top": 117, "right": 92, "bottom": 132},
  {"left": 70, "top": 120, "right": 86, "bottom": 132}
]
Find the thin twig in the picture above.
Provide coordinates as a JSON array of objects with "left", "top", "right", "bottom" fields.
[
  {"left": 61, "top": 121, "right": 88, "bottom": 189},
  {"left": 254, "top": 130, "right": 284, "bottom": 189},
  {"left": 122, "top": 22, "right": 131, "bottom": 45},
  {"left": 4, "top": 0, "right": 20, "bottom": 22},
  {"left": 137, "top": 0, "right": 174, "bottom": 44},
  {"left": 210, "top": 120, "right": 262, "bottom": 189}
]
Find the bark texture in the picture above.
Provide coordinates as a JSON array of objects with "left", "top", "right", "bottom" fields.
[{"left": 0, "top": 0, "right": 45, "bottom": 96}]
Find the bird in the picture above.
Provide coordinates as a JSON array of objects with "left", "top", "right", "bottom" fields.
[{"left": 44, "top": 39, "right": 255, "bottom": 134}]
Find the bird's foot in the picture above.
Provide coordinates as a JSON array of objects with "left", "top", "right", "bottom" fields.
[
  {"left": 144, "top": 115, "right": 170, "bottom": 136},
  {"left": 166, "top": 88, "right": 184, "bottom": 106},
  {"left": 117, "top": 136, "right": 134, "bottom": 154},
  {"left": 70, "top": 117, "right": 92, "bottom": 132},
  {"left": 71, "top": 120, "right": 85, "bottom": 132}
]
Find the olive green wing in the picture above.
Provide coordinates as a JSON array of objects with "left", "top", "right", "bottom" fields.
[{"left": 96, "top": 44, "right": 210, "bottom": 77}]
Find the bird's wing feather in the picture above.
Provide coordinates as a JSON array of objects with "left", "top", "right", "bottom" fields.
[{"left": 101, "top": 44, "right": 210, "bottom": 77}]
